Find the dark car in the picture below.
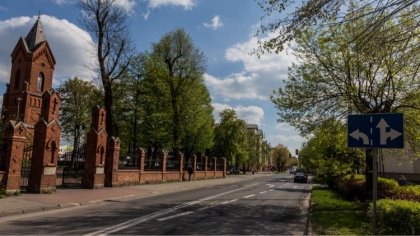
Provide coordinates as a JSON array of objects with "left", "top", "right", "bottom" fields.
[{"left": 294, "top": 171, "right": 308, "bottom": 183}]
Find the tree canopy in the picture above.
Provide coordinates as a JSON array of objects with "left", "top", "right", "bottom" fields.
[{"left": 256, "top": 0, "right": 420, "bottom": 54}]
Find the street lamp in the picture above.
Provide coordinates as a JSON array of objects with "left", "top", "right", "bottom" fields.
[{"left": 16, "top": 97, "right": 22, "bottom": 121}]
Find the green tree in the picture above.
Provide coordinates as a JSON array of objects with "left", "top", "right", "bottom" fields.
[
  {"left": 256, "top": 0, "right": 419, "bottom": 53},
  {"left": 78, "top": 0, "right": 134, "bottom": 137},
  {"left": 179, "top": 79, "right": 214, "bottom": 161},
  {"left": 150, "top": 28, "right": 207, "bottom": 155},
  {"left": 271, "top": 7, "right": 419, "bottom": 190},
  {"left": 298, "top": 120, "right": 364, "bottom": 183},
  {"left": 213, "top": 109, "right": 249, "bottom": 173},
  {"left": 271, "top": 144, "right": 290, "bottom": 172},
  {"left": 57, "top": 77, "right": 101, "bottom": 152}
]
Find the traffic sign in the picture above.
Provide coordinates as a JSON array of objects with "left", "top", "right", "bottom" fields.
[{"left": 348, "top": 113, "right": 404, "bottom": 148}]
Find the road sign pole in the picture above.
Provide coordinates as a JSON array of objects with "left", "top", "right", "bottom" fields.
[{"left": 372, "top": 148, "right": 378, "bottom": 234}]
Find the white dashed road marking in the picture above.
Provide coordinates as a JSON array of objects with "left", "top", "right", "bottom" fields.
[
  {"left": 259, "top": 191, "right": 267, "bottom": 194},
  {"left": 157, "top": 211, "right": 194, "bottom": 222},
  {"left": 243, "top": 194, "right": 255, "bottom": 199},
  {"left": 221, "top": 199, "right": 238, "bottom": 204}
]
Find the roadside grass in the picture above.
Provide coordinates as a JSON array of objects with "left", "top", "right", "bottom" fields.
[
  {"left": 0, "top": 188, "right": 6, "bottom": 199},
  {"left": 311, "top": 186, "right": 372, "bottom": 235}
]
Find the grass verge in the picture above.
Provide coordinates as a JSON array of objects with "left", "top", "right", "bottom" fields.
[{"left": 311, "top": 186, "right": 372, "bottom": 235}]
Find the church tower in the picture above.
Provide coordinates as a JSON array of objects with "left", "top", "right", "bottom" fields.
[{"left": 2, "top": 16, "right": 56, "bottom": 132}]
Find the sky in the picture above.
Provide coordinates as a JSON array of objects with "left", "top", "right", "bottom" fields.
[{"left": 0, "top": 0, "right": 306, "bottom": 153}]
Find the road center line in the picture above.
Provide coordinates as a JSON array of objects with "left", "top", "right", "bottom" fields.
[
  {"left": 259, "top": 191, "right": 267, "bottom": 194},
  {"left": 221, "top": 199, "right": 238, "bottom": 204},
  {"left": 84, "top": 183, "right": 258, "bottom": 236},
  {"left": 156, "top": 211, "right": 194, "bottom": 222},
  {"left": 243, "top": 194, "right": 255, "bottom": 199}
]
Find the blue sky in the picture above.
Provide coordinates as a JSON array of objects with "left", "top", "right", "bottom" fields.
[{"left": 0, "top": 0, "right": 306, "bottom": 153}]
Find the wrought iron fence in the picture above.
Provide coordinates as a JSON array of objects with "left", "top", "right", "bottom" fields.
[
  {"left": 61, "top": 146, "right": 86, "bottom": 188},
  {"left": 216, "top": 158, "right": 225, "bottom": 171},
  {"left": 144, "top": 152, "right": 162, "bottom": 171},
  {"left": 166, "top": 153, "right": 180, "bottom": 171},
  {"left": 20, "top": 145, "right": 32, "bottom": 191},
  {"left": 196, "top": 156, "right": 206, "bottom": 171},
  {"left": 207, "top": 157, "right": 215, "bottom": 171},
  {"left": 119, "top": 150, "right": 140, "bottom": 169}
]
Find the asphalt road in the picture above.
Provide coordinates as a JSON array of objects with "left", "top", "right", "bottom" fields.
[{"left": 0, "top": 173, "right": 312, "bottom": 235}]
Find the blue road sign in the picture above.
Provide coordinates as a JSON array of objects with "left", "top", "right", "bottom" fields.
[{"left": 348, "top": 113, "right": 404, "bottom": 148}]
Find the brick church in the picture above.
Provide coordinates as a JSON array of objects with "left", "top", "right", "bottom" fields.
[{"left": 2, "top": 16, "right": 55, "bottom": 137}]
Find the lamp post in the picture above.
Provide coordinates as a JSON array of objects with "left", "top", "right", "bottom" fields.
[{"left": 16, "top": 97, "right": 22, "bottom": 121}]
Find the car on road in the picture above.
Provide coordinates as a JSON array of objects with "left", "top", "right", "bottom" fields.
[{"left": 294, "top": 171, "right": 308, "bottom": 183}]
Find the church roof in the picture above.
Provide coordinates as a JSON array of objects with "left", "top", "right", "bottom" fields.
[{"left": 25, "top": 17, "right": 47, "bottom": 52}]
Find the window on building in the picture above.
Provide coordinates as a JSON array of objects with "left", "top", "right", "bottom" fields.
[
  {"left": 37, "top": 73, "right": 44, "bottom": 92},
  {"left": 14, "top": 69, "right": 21, "bottom": 89}
]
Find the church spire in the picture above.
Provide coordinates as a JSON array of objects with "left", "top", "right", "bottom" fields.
[{"left": 25, "top": 16, "right": 47, "bottom": 52}]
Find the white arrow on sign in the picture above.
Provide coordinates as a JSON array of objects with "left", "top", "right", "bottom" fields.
[
  {"left": 376, "top": 118, "right": 402, "bottom": 145},
  {"left": 349, "top": 129, "right": 369, "bottom": 145}
]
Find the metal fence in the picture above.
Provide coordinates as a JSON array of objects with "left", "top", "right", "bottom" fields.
[
  {"left": 119, "top": 150, "right": 140, "bottom": 169},
  {"left": 144, "top": 152, "right": 162, "bottom": 171},
  {"left": 166, "top": 153, "right": 180, "bottom": 171},
  {"left": 216, "top": 158, "right": 225, "bottom": 171},
  {"left": 20, "top": 145, "right": 32, "bottom": 191},
  {"left": 0, "top": 144, "right": 7, "bottom": 171}
]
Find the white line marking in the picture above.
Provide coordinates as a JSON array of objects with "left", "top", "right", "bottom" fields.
[
  {"left": 84, "top": 183, "right": 258, "bottom": 236},
  {"left": 268, "top": 189, "right": 274, "bottom": 192},
  {"left": 293, "top": 186, "right": 298, "bottom": 189},
  {"left": 221, "top": 199, "right": 238, "bottom": 204},
  {"left": 243, "top": 194, "right": 255, "bottom": 199},
  {"left": 266, "top": 184, "right": 275, "bottom": 188},
  {"left": 259, "top": 191, "right": 267, "bottom": 194},
  {"left": 157, "top": 211, "right": 194, "bottom": 222}
]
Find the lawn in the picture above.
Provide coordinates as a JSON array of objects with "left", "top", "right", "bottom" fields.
[{"left": 310, "top": 186, "right": 372, "bottom": 235}]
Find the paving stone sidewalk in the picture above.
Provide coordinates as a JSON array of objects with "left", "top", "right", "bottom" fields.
[{"left": 0, "top": 173, "right": 271, "bottom": 217}]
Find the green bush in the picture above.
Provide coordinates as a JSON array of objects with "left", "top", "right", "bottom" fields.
[
  {"left": 395, "top": 185, "right": 420, "bottom": 202},
  {"left": 370, "top": 199, "right": 420, "bottom": 235},
  {"left": 377, "top": 177, "right": 399, "bottom": 199},
  {"left": 335, "top": 174, "right": 366, "bottom": 200}
]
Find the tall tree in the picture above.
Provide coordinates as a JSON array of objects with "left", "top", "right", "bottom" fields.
[
  {"left": 256, "top": 0, "right": 420, "bottom": 54},
  {"left": 213, "top": 109, "right": 249, "bottom": 173},
  {"left": 271, "top": 144, "right": 290, "bottom": 172},
  {"left": 78, "top": 0, "right": 134, "bottom": 137},
  {"left": 150, "top": 28, "right": 207, "bottom": 154},
  {"left": 179, "top": 79, "right": 214, "bottom": 161},
  {"left": 57, "top": 77, "right": 101, "bottom": 152}
]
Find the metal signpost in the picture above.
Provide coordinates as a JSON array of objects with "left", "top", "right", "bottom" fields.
[{"left": 348, "top": 113, "right": 404, "bottom": 233}]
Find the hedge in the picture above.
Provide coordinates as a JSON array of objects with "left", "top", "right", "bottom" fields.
[
  {"left": 334, "top": 174, "right": 420, "bottom": 201},
  {"left": 370, "top": 199, "right": 420, "bottom": 235}
]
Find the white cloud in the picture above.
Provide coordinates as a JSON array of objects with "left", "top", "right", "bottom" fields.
[
  {"left": 0, "top": 5, "right": 6, "bottom": 11},
  {"left": 147, "top": 0, "right": 196, "bottom": 9},
  {"left": 212, "top": 103, "right": 264, "bottom": 125},
  {"left": 203, "top": 15, "right": 223, "bottom": 30},
  {"left": 0, "top": 15, "right": 96, "bottom": 86},
  {"left": 205, "top": 32, "right": 297, "bottom": 101},
  {"left": 275, "top": 122, "right": 295, "bottom": 132}
]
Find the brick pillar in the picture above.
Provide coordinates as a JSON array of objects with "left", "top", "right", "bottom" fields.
[
  {"left": 223, "top": 158, "right": 227, "bottom": 178},
  {"left": 105, "top": 137, "right": 120, "bottom": 187},
  {"left": 204, "top": 156, "right": 208, "bottom": 179},
  {"left": 178, "top": 152, "right": 183, "bottom": 181},
  {"left": 28, "top": 90, "right": 61, "bottom": 193},
  {"left": 160, "top": 150, "right": 167, "bottom": 181},
  {"left": 83, "top": 106, "right": 107, "bottom": 189},
  {"left": 3, "top": 121, "right": 27, "bottom": 194},
  {"left": 138, "top": 149, "right": 145, "bottom": 172}
]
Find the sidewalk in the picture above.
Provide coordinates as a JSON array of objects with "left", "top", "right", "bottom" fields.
[{"left": 0, "top": 173, "right": 272, "bottom": 217}]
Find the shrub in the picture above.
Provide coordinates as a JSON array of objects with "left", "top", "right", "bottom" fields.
[
  {"left": 370, "top": 199, "right": 420, "bottom": 235},
  {"left": 395, "top": 185, "right": 420, "bottom": 202},
  {"left": 377, "top": 177, "right": 399, "bottom": 199},
  {"left": 336, "top": 174, "right": 366, "bottom": 200},
  {"left": 0, "top": 187, "right": 5, "bottom": 198}
]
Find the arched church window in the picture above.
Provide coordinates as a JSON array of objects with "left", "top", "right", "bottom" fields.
[
  {"left": 37, "top": 73, "right": 44, "bottom": 92},
  {"left": 14, "top": 69, "right": 21, "bottom": 89}
]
